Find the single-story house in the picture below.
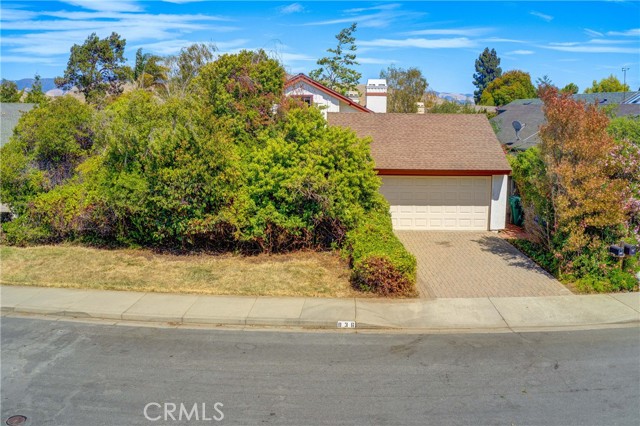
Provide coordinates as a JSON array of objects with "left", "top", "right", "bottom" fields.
[
  {"left": 1, "top": 102, "right": 36, "bottom": 217},
  {"left": 328, "top": 113, "right": 512, "bottom": 231},
  {"left": 492, "top": 92, "right": 640, "bottom": 150},
  {"left": 1, "top": 102, "right": 35, "bottom": 147},
  {"left": 284, "top": 74, "right": 381, "bottom": 116}
]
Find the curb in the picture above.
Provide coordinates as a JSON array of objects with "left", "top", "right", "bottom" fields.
[{"left": 1, "top": 286, "right": 639, "bottom": 332}]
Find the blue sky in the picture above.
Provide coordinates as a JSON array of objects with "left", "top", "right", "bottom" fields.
[{"left": 1, "top": 1, "right": 639, "bottom": 94}]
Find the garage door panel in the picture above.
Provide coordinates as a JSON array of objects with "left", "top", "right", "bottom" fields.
[{"left": 381, "top": 176, "right": 490, "bottom": 231}]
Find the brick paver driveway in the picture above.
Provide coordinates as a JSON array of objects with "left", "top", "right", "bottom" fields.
[{"left": 395, "top": 231, "right": 573, "bottom": 299}]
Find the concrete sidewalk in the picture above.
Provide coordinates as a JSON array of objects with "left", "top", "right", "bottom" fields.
[{"left": 1, "top": 285, "right": 639, "bottom": 332}]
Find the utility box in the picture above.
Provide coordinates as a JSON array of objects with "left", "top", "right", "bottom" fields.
[
  {"left": 623, "top": 243, "right": 637, "bottom": 256},
  {"left": 509, "top": 196, "right": 524, "bottom": 227},
  {"left": 609, "top": 245, "right": 624, "bottom": 257}
]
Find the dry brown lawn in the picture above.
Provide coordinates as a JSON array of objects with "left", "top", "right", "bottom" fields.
[{"left": 0, "top": 245, "right": 364, "bottom": 298}]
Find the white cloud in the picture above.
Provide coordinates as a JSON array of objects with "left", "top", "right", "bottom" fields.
[
  {"left": 343, "top": 4, "right": 402, "bottom": 13},
  {"left": 279, "top": 3, "right": 304, "bottom": 14},
  {"left": 360, "top": 37, "right": 475, "bottom": 49},
  {"left": 606, "top": 28, "right": 640, "bottom": 36},
  {"left": 544, "top": 37, "right": 638, "bottom": 54},
  {"left": 481, "top": 37, "right": 527, "bottom": 44},
  {"left": 506, "top": 50, "right": 535, "bottom": 55},
  {"left": 276, "top": 52, "right": 314, "bottom": 62},
  {"left": 543, "top": 44, "right": 638, "bottom": 54},
  {"left": 402, "top": 27, "right": 493, "bottom": 37},
  {"left": 1, "top": 6, "right": 239, "bottom": 60},
  {"left": 357, "top": 57, "right": 398, "bottom": 65},
  {"left": 162, "top": 0, "right": 208, "bottom": 3},
  {"left": 529, "top": 11, "right": 553, "bottom": 22},
  {"left": 0, "top": 7, "right": 39, "bottom": 21},
  {"left": 61, "top": 1, "right": 142, "bottom": 13},
  {"left": 302, "top": 5, "right": 420, "bottom": 29},
  {"left": 134, "top": 38, "right": 249, "bottom": 55},
  {"left": 0, "top": 55, "right": 61, "bottom": 65},
  {"left": 588, "top": 38, "right": 636, "bottom": 44},
  {"left": 584, "top": 28, "right": 604, "bottom": 37}
]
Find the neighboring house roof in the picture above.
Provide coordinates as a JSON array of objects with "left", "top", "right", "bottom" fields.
[
  {"left": 328, "top": 113, "right": 511, "bottom": 175},
  {"left": 506, "top": 91, "right": 640, "bottom": 107},
  {"left": 491, "top": 101, "right": 640, "bottom": 150},
  {"left": 284, "top": 74, "right": 373, "bottom": 113},
  {"left": 491, "top": 105, "right": 548, "bottom": 151},
  {"left": 1, "top": 102, "right": 35, "bottom": 147}
]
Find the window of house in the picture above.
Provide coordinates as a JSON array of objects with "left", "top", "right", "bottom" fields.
[{"left": 292, "top": 95, "right": 313, "bottom": 106}]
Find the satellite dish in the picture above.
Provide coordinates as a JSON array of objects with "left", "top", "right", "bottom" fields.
[{"left": 512, "top": 121, "right": 526, "bottom": 140}]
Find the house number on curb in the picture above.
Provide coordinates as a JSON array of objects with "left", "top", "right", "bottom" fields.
[{"left": 337, "top": 321, "right": 356, "bottom": 328}]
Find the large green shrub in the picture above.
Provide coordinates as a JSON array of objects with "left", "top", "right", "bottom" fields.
[
  {"left": 0, "top": 97, "right": 96, "bottom": 215},
  {"left": 345, "top": 210, "right": 417, "bottom": 296},
  {"left": 0, "top": 49, "right": 418, "bottom": 297},
  {"left": 239, "top": 106, "right": 382, "bottom": 252}
]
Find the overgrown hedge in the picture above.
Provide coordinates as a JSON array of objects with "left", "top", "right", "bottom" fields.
[
  {"left": 0, "top": 50, "right": 419, "bottom": 298},
  {"left": 345, "top": 210, "right": 417, "bottom": 297}
]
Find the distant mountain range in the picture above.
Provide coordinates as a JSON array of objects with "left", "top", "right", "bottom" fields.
[
  {"left": 13, "top": 78, "right": 58, "bottom": 93},
  {"left": 434, "top": 91, "right": 474, "bottom": 104},
  {"left": 7, "top": 77, "right": 475, "bottom": 104}
]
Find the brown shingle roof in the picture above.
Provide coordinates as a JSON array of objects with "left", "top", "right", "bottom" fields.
[{"left": 328, "top": 113, "right": 511, "bottom": 174}]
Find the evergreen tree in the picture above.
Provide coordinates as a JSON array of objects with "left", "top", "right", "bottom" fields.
[
  {"left": 55, "top": 32, "right": 128, "bottom": 103},
  {"left": 472, "top": 47, "right": 502, "bottom": 104},
  {"left": 25, "top": 74, "right": 48, "bottom": 104},
  {"left": 310, "top": 23, "right": 361, "bottom": 95}
]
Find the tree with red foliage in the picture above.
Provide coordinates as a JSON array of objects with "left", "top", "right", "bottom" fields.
[{"left": 539, "top": 87, "right": 628, "bottom": 261}]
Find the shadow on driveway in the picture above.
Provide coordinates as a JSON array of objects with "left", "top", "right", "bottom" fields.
[
  {"left": 472, "top": 234, "right": 553, "bottom": 277},
  {"left": 395, "top": 231, "right": 572, "bottom": 299}
]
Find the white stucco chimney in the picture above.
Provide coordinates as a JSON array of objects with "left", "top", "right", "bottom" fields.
[{"left": 366, "top": 79, "right": 387, "bottom": 113}]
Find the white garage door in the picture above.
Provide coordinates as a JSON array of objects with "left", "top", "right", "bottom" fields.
[{"left": 380, "top": 176, "right": 491, "bottom": 230}]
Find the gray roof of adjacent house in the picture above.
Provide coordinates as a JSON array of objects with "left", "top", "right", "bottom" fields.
[
  {"left": 1, "top": 102, "right": 35, "bottom": 147},
  {"left": 491, "top": 105, "right": 548, "bottom": 151},
  {"left": 491, "top": 93, "right": 640, "bottom": 150},
  {"left": 1, "top": 103, "right": 36, "bottom": 215},
  {"left": 507, "top": 91, "right": 640, "bottom": 107}
]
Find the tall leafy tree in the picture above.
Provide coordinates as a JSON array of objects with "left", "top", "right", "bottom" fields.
[
  {"left": 0, "top": 80, "right": 23, "bottom": 102},
  {"left": 133, "top": 48, "right": 167, "bottom": 89},
  {"left": 193, "top": 49, "right": 285, "bottom": 142},
  {"left": 380, "top": 65, "right": 428, "bottom": 113},
  {"left": 560, "top": 82, "right": 579, "bottom": 95},
  {"left": 585, "top": 74, "right": 630, "bottom": 93},
  {"left": 55, "top": 32, "right": 128, "bottom": 103},
  {"left": 472, "top": 47, "right": 502, "bottom": 104},
  {"left": 162, "top": 43, "right": 216, "bottom": 98},
  {"left": 480, "top": 70, "right": 537, "bottom": 106},
  {"left": 24, "top": 74, "right": 48, "bottom": 104},
  {"left": 310, "top": 23, "right": 361, "bottom": 95},
  {"left": 538, "top": 88, "right": 627, "bottom": 256}
]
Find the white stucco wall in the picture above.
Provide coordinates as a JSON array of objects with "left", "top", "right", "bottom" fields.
[
  {"left": 490, "top": 174, "right": 508, "bottom": 230},
  {"left": 284, "top": 82, "right": 341, "bottom": 118}
]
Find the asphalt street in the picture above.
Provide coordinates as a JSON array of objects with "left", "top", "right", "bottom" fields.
[{"left": 1, "top": 317, "right": 639, "bottom": 426}]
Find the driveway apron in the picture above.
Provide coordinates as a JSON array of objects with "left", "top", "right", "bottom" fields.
[{"left": 395, "top": 231, "right": 573, "bottom": 299}]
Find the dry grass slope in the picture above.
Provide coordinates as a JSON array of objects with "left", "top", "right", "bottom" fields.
[{"left": 0, "top": 245, "right": 363, "bottom": 298}]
